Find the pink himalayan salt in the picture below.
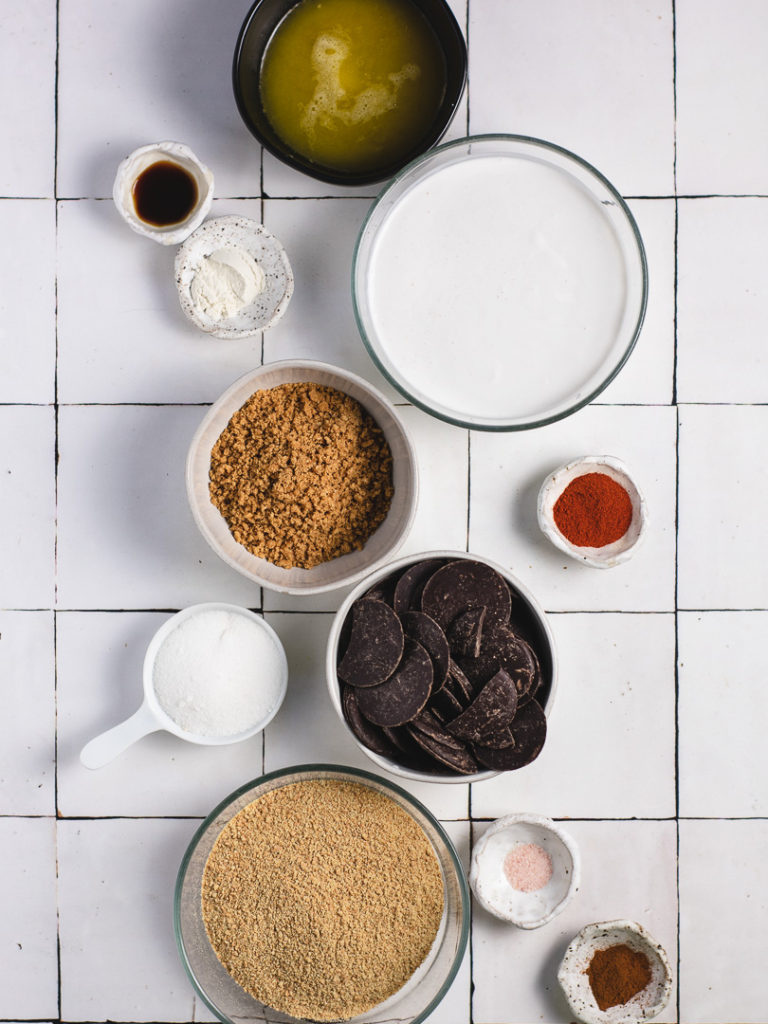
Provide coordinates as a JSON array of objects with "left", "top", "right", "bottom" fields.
[{"left": 503, "top": 842, "right": 553, "bottom": 892}]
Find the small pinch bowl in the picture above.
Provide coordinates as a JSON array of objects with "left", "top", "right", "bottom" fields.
[
  {"left": 112, "top": 141, "right": 214, "bottom": 245},
  {"left": 175, "top": 215, "right": 293, "bottom": 339},
  {"left": 558, "top": 919, "right": 673, "bottom": 1024},
  {"left": 469, "top": 814, "right": 579, "bottom": 929},
  {"left": 186, "top": 360, "right": 418, "bottom": 596},
  {"left": 537, "top": 455, "right": 647, "bottom": 569},
  {"left": 326, "top": 550, "right": 557, "bottom": 784},
  {"left": 175, "top": 764, "right": 470, "bottom": 1024}
]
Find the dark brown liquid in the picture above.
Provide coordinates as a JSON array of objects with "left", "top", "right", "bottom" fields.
[{"left": 132, "top": 160, "right": 198, "bottom": 226}]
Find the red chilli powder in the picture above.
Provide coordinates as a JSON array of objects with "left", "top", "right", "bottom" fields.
[
  {"left": 503, "top": 842, "right": 553, "bottom": 892},
  {"left": 553, "top": 472, "right": 633, "bottom": 548}
]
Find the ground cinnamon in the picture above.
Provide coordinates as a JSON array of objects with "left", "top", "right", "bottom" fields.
[
  {"left": 586, "top": 942, "right": 652, "bottom": 1010},
  {"left": 553, "top": 472, "right": 633, "bottom": 547}
]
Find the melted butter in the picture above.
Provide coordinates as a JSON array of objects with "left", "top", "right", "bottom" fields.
[{"left": 259, "top": 0, "right": 446, "bottom": 173}]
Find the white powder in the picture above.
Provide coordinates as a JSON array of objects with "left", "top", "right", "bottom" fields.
[
  {"left": 152, "top": 609, "right": 285, "bottom": 738},
  {"left": 190, "top": 246, "right": 266, "bottom": 321}
]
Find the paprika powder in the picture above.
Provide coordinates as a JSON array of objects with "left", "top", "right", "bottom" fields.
[
  {"left": 585, "top": 942, "right": 652, "bottom": 1011},
  {"left": 553, "top": 472, "right": 633, "bottom": 548}
]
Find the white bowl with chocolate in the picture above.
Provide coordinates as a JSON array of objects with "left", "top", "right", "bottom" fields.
[
  {"left": 326, "top": 550, "right": 557, "bottom": 783},
  {"left": 187, "top": 360, "right": 418, "bottom": 596}
]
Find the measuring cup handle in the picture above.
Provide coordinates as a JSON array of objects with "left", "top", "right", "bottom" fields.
[{"left": 80, "top": 702, "right": 161, "bottom": 770}]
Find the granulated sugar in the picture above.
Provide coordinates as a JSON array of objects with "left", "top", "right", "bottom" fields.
[
  {"left": 503, "top": 842, "right": 553, "bottom": 892},
  {"left": 152, "top": 608, "right": 284, "bottom": 737}
]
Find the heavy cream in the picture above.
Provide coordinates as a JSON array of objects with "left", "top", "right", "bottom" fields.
[{"left": 363, "top": 153, "right": 632, "bottom": 425}]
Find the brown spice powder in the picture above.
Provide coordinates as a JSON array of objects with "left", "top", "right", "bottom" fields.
[
  {"left": 201, "top": 779, "right": 445, "bottom": 1021},
  {"left": 209, "top": 382, "right": 394, "bottom": 569}
]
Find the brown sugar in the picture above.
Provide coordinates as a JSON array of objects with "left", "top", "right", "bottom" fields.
[
  {"left": 209, "top": 382, "right": 394, "bottom": 569},
  {"left": 201, "top": 779, "right": 444, "bottom": 1021}
]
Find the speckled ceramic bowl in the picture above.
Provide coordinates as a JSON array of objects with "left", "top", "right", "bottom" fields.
[
  {"left": 175, "top": 216, "right": 293, "bottom": 339},
  {"left": 469, "top": 814, "right": 579, "bottom": 928},
  {"left": 557, "top": 919, "right": 672, "bottom": 1024},
  {"left": 537, "top": 455, "right": 647, "bottom": 568},
  {"left": 112, "top": 141, "right": 214, "bottom": 245}
]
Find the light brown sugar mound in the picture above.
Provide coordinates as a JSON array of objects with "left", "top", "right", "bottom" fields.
[
  {"left": 209, "top": 382, "right": 394, "bottom": 569},
  {"left": 201, "top": 779, "right": 445, "bottom": 1021}
]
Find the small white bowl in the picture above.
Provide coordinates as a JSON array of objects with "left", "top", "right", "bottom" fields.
[
  {"left": 175, "top": 216, "right": 294, "bottom": 339},
  {"left": 558, "top": 919, "right": 673, "bottom": 1024},
  {"left": 186, "top": 360, "right": 418, "bottom": 596},
  {"left": 469, "top": 814, "right": 579, "bottom": 928},
  {"left": 112, "top": 141, "right": 214, "bottom": 245},
  {"left": 537, "top": 455, "right": 647, "bottom": 568}
]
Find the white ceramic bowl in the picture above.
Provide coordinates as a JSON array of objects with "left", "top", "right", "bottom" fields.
[
  {"left": 187, "top": 361, "right": 418, "bottom": 596},
  {"left": 537, "top": 456, "right": 647, "bottom": 568},
  {"left": 175, "top": 216, "right": 293, "bottom": 338},
  {"left": 112, "top": 141, "right": 214, "bottom": 245},
  {"left": 326, "top": 550, "right": 557, "bottom": 784},
  {"left": 469, "top": 814, "right": 579, "bottom": 928},
  {"left": 558, "top": 919, "right": 673, "bottom": 1024}
]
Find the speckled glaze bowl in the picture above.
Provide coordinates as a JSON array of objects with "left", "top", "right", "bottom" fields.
[{"left": 557, "top": 919, "right": 673, "bottom": 1024}]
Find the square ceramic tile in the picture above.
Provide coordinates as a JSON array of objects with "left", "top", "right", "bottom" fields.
[
  {"left": 678, "top": 405, "right": 768, "bottom": 610},
  {"left": 0, "top": 612, "right": 55, "bottom": 815},
  {"left": 262, "top": 402, "right": 469, "bottom": 612},
  {"left": 56, "top": 610, "right": 272, "bottom": 817},
  {"left": 56, "top": 404, "right": 261, "bottom": 609},
  {"left": 0, "top": 1, "right": 56, "bottom": 196},
  {"left": 471, "top": 819, "right": 678, "bottom": 1024},
  {"left": 57, "top": 0, "right": 261, "bottom": 198},
  {"left": 0, "top": 818, "right": 58, "bottom": 1020},
  {"left": 57, "top": 198, "right": 265, "bottom": 403},
  {"left": 263, "top": 612, "right": 470, "bottom": 820},
  {"left": 598, "top": 199, "right": 675, "bottom": 406},
  {"left": 0, "top": 405, "right": 55, "bottom": 609},
  {"left": 676, "top": 0, "right": 768, "bottom": 195},
  {"left": 677, "top": 198, "right": 768, "bottom": 403},
  {"left": 471, "top": 613, "right": 676, "bottom": 820},
  {"left": 469, "top": 405, "right": 677, "bottom": 612},
  {"left": 679, "top": 819, "right": 768, "bottom": 1023},
  {"left": 58, "top": 817, "right": 199, "bottom": 1021},
  {"left": 679, "top": 611, "right": 768, "bottom": 817},
  {"left": 0, "top": 200, "right": 55, "bottom": 403},
  {"left": 468, "top": 0, "right": 674, "bottom": 196}
]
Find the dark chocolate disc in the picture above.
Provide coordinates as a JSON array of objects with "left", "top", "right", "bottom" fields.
[
  {"left": 421, "top": 560, "right": 512, "bottom": 631},
  {"left": 337, "top": 598, "right": 404, "bottom": 688},
  {"left": 481, "top": 724, "right": 516, "bottom": 749},
  {"left": 473, "top": 699, "right": 547, "bottom": 770},
  {"left": 400, "top": 610, "right": 450, "bottom": 692},
  {"left": 445, "top": 659, "right": 474, "bottom": 705},
  {"left": 408, "top": 728, "right": 480, "bottom": 774},
  {"left": 410, "top": 709, "right": 467, "bottom": 752},
  {"left": 517, "top": 643, "right": 543, "bottom": 708},
  {"left": 460, "top": 624, "right": 537, "bottom": 701},
  {"left": 393, "top": 558, "right": 446, "bottom": 615},
  {"left": 429, "top": 686, "right": 464, "bottom": 722},
  {"left": 355, "top": 639, "right": 433, "bottom": 727},
  {"left": 342, "top": 687, "right": 398, "bottom": 758},
  {"left": 448, "top": 605, "right": 487, "bottom": 659},
  {"left": 445, "top": 668, "right": 519, "bottom": 744}
]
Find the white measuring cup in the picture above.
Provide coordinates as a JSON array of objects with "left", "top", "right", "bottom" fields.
[{"left": 80, "top": 602, "right": 288, "bottom": 770}]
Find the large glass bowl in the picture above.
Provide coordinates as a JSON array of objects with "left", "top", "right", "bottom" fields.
[
  {"left": 352, "top": 134, "right": 648, "bottom": 430},
  {"left": 175, "top": 764, "right": 470, "bottom": 1024}
]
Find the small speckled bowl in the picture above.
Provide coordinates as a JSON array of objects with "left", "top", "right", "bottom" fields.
[
  {"left": 112, "top": 141, "right": 214, "bottom": 245},
  {"left": 558, "top": 919, "right": 673, "bottom": 1024},
  {"left": 469, "top": 814, "right": 579, "bottom": 928},
  {"left": 175, "top": 215, "right": 294, "bottom": 339},
  {"left": 537, "top": 455, "right": 647, "bottom": 569}
]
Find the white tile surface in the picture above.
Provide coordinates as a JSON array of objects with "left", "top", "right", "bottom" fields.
[
  {"left": 0, "top": 405, "right": 55, "bottom": 609},
  {"left": 0, "top": 818, "right": 58, "bottom": 1019},
  {"left": 678, "top": 404, "right": 768, "bottom": 610},
  {"left": 58, "top": 817, "right": 199, "bottom": 1021},
  {"left": 469, "top": 405, "right": 677, "bottom": 612},
  {"left": 0, "top": 200, "right": 56, "bottom": 403},
  {"left": 679, "top": 819, "right": 768, "bottom": 1023},
  {"left": 468, "top": 0, "right": 675, "bottom": 196},
  {"left": 472, "top": 819, "right": 678, "bottom": 1024},
  {"left": 679, "top": 611, "right": 768, "bottom": 818},
  {"left": 472, "top": 613, "right": 676, "bottom": 820},
  {"left": 676, "top": 0, "right": 768, "bottom": 195},
  {"left": 677, "top": 198, "right": 768, "bottom": 403},
  {"left": 0, "top": 611, "right": 55, "bottom": 815}
]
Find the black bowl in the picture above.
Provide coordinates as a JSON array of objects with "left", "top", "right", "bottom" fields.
[{"left": 232, "top": 0, "right": 468, "bottom": 188}]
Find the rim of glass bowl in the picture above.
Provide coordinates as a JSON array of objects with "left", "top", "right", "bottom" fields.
[
  {"left": 351, "top": 133, "right": 649, "bottom": 431},
  {"left": 174, "top": 763, "right": 471, "bottom": 1024}
]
